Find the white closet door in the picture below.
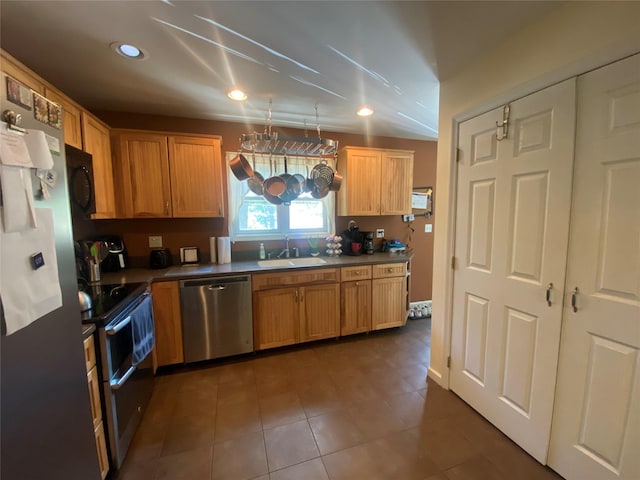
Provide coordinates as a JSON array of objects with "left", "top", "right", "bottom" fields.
[
  {"left": 451, "top": 79, "right": 576, "bottom": 463},
  {"left": 548, "top": 54, "right": 640, "bottom": 480}
]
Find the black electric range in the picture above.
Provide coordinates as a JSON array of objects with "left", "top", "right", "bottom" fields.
[{"left": 80, "top": 282, "right": 148, "bottom": 326}]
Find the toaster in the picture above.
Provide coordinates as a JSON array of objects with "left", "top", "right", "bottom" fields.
[{"left": 149, "top": 248, "right": 172, "bottom": 269}]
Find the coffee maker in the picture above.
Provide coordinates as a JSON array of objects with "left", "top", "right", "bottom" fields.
[
  {"left": 342, "top": 223, "right": 364, "bottom": 256},
  {"left": 363, "top": 231, "right": 375, "bottom": 255},
  {"left": 99, "top": 236, "right": 128, "bottom": 272}
]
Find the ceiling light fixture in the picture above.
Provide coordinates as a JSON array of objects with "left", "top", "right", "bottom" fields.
[
  {"left": 357, "top": 106, "right": 374, "bottom": 117},
  {"left": 111, "top": 42, "right": 147, "bottom": 60},
  {"left": 227, "top": 89, "right": 248, "bottom": 101}
]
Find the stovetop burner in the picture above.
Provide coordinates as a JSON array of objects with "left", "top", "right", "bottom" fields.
[{"left": 80, "top": 282, "right": 147, "bottom": 324}]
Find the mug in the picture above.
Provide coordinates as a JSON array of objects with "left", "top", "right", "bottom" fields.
[{"left": 351, "top": 242, "right": 362, "bottom": 254}]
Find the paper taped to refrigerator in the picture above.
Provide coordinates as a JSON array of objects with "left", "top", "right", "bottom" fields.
[{"left": 0, "top": 208, "right": 62, "bottom": 335}]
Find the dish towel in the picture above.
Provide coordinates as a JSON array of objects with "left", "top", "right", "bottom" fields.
[{"left": 132, "top": 294, "right": 155, "bottom": 364}]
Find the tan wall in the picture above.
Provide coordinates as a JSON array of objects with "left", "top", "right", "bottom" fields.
[
  {"left": 430, "top": 2, "right": 640, "bottom": 385},
  {"left": 75, "top": 112, "right": 437, "bottom": 300}
]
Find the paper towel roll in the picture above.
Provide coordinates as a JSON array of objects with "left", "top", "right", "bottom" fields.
[
  {"left": 217, "top": 237, "right": 231, "bottom": 264},
  {"left": 209, "top": 237, "right": 217, "bottom": 264}
]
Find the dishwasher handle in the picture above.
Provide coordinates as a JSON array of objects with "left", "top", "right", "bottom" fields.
[{"left": 180, "top": 275, "right": 251, "bottom": 289}]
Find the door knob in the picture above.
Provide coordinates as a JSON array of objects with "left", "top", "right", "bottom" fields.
[
  {"left": 546, "top": 283, "right": 553, "bottom": 306},
  {"left": 571, "top": 287, "right": 579, "bottom": 313}
]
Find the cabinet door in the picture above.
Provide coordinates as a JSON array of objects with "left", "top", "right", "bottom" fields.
[
  {"left": 94, "top": 421, "right": 109, "bottom": 480},
  {"left": 169, "top": 135, "right": 224, "bottom": 217},
  {"left": 87, "top": 366, "right": 102, "bottom": 429},
  {"left": 114, "top": 132, "right": 171, "bottom": 217},
  {"left": 254, "top": 287, "right": 299, "bottom": 349},
  {"left": 371, "top": 276, "right": 407, "bottom": 330},
  {"left": 151, "top": 281, "right": 184, "bottom": 367},
  {"left": 337, "top": 148, "right": 381, "bottom": 216},
  {"left": 380, "top": 150, "right": 413, "bottom": 214},
  {"left": 82, "top": 113, "right": 116, "bottom": 218},
  {"left": 300, "top": 283, "right": 340, "bottom": 342},
  {"left": 45, "top": 87, "right": 83, "bottom": 149},
  {"left": 341, "top": 280, "right": 371, "bottom": 336}
]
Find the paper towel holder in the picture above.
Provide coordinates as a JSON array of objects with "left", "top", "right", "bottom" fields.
[{"left": 179, "top": 246, "right": 199, "bottom": 265}]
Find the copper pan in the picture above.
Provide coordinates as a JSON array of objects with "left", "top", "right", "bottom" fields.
[{"left": 229, "top": 153, "right": 253, "bottom": 181}]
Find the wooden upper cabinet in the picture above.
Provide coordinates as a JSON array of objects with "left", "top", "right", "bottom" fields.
[
  {"left": 44, "top": 87, "right": 83, "bottom": 149},
  {"left": 112, "top": 130, "right": 224, "bottom": 218},
  {"left": 169, "top": 135, "right": 224, "bottom": 217},
  {"left": 380, "top": 150, "right": 414, "bottom": 215},
  {"left": 1, "top": 50, "right": 46, "bottom": 94},
  {"left": 112, "top": 131, "right": 171, "bottom": 218},
  {"left": 337, "top": 146, "right": 413, "bottom": 216},
  {"left": 82, "top": 112, "right": 116, "bottom": 219}
]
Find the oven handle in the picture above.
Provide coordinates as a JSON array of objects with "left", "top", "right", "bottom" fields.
[
  {"left": 106, "top": 315, "right": 131, "bottom": 336},
  {"left": 110, "top": 364, "right": 136, "bottom": 390}
]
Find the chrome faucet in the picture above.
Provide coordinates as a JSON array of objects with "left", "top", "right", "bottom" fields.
[{"left": 277, "top": 235, "right": 290, "bottom": 258}]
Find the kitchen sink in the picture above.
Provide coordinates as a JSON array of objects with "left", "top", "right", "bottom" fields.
[{"left": 257, "top": 257, "right": 327, "bottom": 268}]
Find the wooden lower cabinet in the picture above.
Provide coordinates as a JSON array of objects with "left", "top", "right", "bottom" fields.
[
  {"left": 253, "top": 287, "right": 299, "bottom": 349},
  {"left": 83, "top": 334, "right": 109, "bottom": 479},
  {"left": 300, "top": 284, "right": 340, "bottom": 342},
  {"left": 372, "top": 276, "right": 407, "bottom": 330},
  {"left": 151, "top": 281, "right": 184, "bottom": 367},
  {"left": 341, "top": 279, "right": 372, "bottom": 335},
  {"left": 253, "top": 268, "right": 340, "bottom": 350}
]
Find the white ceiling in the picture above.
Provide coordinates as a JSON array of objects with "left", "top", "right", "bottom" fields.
[{"left": 0, "top": 1, "right": 561, "bottom": 141}]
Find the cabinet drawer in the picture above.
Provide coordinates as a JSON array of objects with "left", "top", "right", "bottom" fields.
[
  {"left": 252, "top": 268, "right": 339, "bottom": 291},
  {"left": 87, "top": 365, "right": 102, "bottom": 429},
  {"left": 83, "top": 334, "right": 96, "bottom": 371},
  {"left": 372, "top": 262, "right": 407, "bottom": 279},
  {"left": 341, "top": 265, "right": 372, "bottom": 281}
]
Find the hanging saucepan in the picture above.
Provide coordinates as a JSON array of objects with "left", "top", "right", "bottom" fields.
[
  {"left": 279, "top": 155, "right": 301, "bottom": 205},
  {"left": 262, "top": 154, "right": 284, "bottom": 205},
  {"left": 263, "top": 154, "right": 286, "bottom": 197},
  {"left": 303, "top": 165, "right": 315, "bottom": 193},
  {"left": 310, "top": 158, "right": 334, "bottom": 189},
  {"left": 329, "top": 171, "right": 343, "bottom": 192},
  {"left": 229, "top": 151, "right": 254, "bottom": 181},
  {"left": 247, "top": 152, "right": 264, "bottom": 195}
]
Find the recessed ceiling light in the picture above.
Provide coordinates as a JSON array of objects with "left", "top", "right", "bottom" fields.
[
  {"left": 111, "top": 42, "right": 147, "bottom": 60},
  {"left": 228, "top": 89, "right": 248, "bottom": 101},
  {"left": 357, "top": 106, "right": 374, "bottom": 117}
]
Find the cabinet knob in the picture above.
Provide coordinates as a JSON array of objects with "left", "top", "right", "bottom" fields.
[{"left": 165, "top": 201, "right": 169, "bottom": 214}]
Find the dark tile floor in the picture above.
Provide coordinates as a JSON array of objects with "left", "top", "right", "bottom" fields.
[{"left": 115, "top": 318, "right": 563, "bottom": 480}]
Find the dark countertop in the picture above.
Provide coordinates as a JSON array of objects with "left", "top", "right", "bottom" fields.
[
  {"left": 101, "top": 250, "right": 414, "bottom": 284},
  {"left": 82, "top": 323, "right": 95, "bottom": 339}
]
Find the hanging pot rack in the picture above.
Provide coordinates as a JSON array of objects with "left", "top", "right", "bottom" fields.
[{"left": 240, "top": 101, "right": 338, "bottom": 158}]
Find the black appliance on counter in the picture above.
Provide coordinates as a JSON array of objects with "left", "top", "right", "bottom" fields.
[
  {"left": 363, "top": 231, "right": 375, "bottom": 255},
  {"left": 99, "top": 236, "right": 128, "bottom": 272},
  {"left": 81, "top": 282, "right": 155, "bottom": 470},
  {"left": 150, "top": 247, "right": 172, "bottom": 269},
  {"left": 342, "top": 224, "right": 364, "bottom": 256}
]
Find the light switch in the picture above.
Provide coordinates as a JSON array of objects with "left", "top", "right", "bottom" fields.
[
  {"left": 149, "top": 236, "right": 163, "bottom": 248},
  {"left": 425, "top": 224, "right": 432, "bottom": 233},
  {"left": 376, "top": 229, "right": 384, "bottom": 238}
]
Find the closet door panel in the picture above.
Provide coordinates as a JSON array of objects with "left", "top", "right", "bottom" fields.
[{"left": 548, "top": 53, "right": 640, "bottom": 480}]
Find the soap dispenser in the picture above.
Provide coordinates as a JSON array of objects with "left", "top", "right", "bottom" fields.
[{"left": 259, "top": 243, "right": 266, "bottom": 260}]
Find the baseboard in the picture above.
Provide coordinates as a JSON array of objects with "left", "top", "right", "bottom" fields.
[{"left": 427, "top": 366, "right": 444, "bottom": 387}]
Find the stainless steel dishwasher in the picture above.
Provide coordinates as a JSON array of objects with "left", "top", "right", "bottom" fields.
[{"left": 180, "top": 275, "right": 253, "bottom": 363}]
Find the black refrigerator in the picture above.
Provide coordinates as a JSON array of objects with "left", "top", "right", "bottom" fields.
[{"left": 0, "top": 73, "right": 101, "bottom": 478}]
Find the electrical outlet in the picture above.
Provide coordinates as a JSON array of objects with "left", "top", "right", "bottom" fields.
[
  {"left": 148, "top": 236, "right": 163, "bottom": 248},
  {"left": 425, "top": 224, "right": 433, "bottom": 233},
  {"left": 402, "top": 214, "right": 415, "bottom": 222},
  {"left": 376, "top": 228, "right": 384, "bottom": 238}
]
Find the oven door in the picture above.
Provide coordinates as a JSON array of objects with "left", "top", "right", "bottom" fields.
[{"left": 101, "top": 292, "right": 155, "bottom": 469}]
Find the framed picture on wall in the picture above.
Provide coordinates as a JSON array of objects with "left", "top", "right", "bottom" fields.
[{"left": 412, "top": 186, "right": 433, "bottom": 217}]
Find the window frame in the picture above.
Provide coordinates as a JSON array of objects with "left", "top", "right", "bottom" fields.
[{"left": 226, "top": 152, "right": 335, "bottom": 242}]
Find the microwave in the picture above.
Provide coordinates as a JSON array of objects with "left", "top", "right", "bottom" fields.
[{"left": 65, "top": 144, "right": 96, "bottom": 219}]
